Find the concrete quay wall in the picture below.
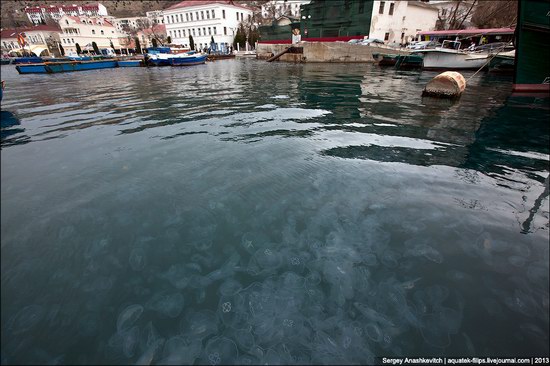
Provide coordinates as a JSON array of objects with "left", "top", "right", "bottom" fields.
[{"left": 257, "top": 42, "right": 410, "bottom": 63}]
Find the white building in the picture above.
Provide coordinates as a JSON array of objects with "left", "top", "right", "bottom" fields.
[
  {"left": 163, "top": 0, "right": 253, "bottom": 51},
  {"left": 1, "top": 25, "right": 62, "bottom": 56},
  {"left": 25, "top": 3, "right": 108, "bottom": 25},
  {"left": 110, "top": 16, "right": 145, "bottom": 32},
  {"left": 369, "top": 0, "right": 439, "bottom": 44},
  {"left": 261, "top": 0, "right": 311, "bottom": 19},
  {"left": 58, "top": 15, "right": 125, "bottom": 54},
  {"left": 146, "top": 10, "right": 165, "bottom": 24}
]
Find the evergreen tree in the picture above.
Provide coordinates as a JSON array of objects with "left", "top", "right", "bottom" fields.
[
  {"left": 233, "top": 24, "right": 246, "bottom": 49},
  {"left": 75, "top": 43, "right": 82, "bottom": 55},
  {"left": 110, "top": 40, "right": 116, "bottom": 51},
  {"left": 167, "top": 36, "right": 172, "bottom": 44},
  {"left": 189, "top": 35, "right": 195, "bottom": 50},
  {"left": 92, "top": 41, "right": 100, "bottom": 55},
  {"left": 152, "top": 38, "right": 158, "bottom": 48},
  {"left": 59, "top": 44, "right": 65, "bottom": 56},
  {"left": 135, "top": 37, "right": 142, "bottom": 54}
]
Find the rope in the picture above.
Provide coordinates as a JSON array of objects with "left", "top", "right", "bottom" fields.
[{"left": 466, "top": 46, "right": 507, "bottom": 82}]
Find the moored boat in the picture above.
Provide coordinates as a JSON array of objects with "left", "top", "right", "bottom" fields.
[
  {"left": 395, "top": 54, "right": 423, "bottom": 69},
  {"left": 44, "top": 60, "right": 117, "bottom": 73},
  {"left": 373, "top": 53, "right": 399, "bottom": 66},
  {"left": 117, "top": 59, "right": 144, "bottom": 67},
  {"left": 170, "top": 53, "right": 207, "bottom": 66},
  {"left": 13, "top": 56, "right": 43, "bottom": 64},
  {"left": 412, "top": 40, "right": 491, "bottom": 70},
  {"left": 15, "top": 63, "right": 48, "bottom": 74},
  {"left": 488, "top": 50, "right": 515, "bottom": 73}
]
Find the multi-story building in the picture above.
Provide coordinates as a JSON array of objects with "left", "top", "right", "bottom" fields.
[
  {"left": 110, "top": 17, "right": 145, "bottom": 32},
  {"left": 58, "top": 15, "right": 125, "bottom": 54},
  {"left": 25, "top": 3, "right": 108, "bottom": 25},
  {"left": 162, "top": 0, "right": 253, "bottom": 51},
  {"left": 261, "top": 0, "right": 311, "bottom": 19},
  {"left": 146, "top": 10, "right": 165, "bottom": 24},
  {"left": 298, "top": 0, "right": 438, "bottom": 43},
  {"left": 0, "top": 25, "right": 62, "bottom": 56},
  {"left": 369, "top": 0, "right": 439, "bottom": 43}
]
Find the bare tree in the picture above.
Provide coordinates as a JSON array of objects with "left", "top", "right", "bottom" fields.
[
  {"left": 436, "top": 1, "right": 477, "bottom": 30},
  {"left": 471, "top": 0, "right": 517, "bottom": 28}
]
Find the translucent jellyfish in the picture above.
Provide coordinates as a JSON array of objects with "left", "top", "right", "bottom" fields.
[
  {"left": 241, "top": 231, "right": 270, "bottom": 254},
  {"left": 146, "top": 292, "right": 184, "bottom": 318},
  {"left": 281, "top": 271, "right": 305, "bottom": 290},
  {"left": 218, "top": 295, "right": 249, "bottom": 329},
  {"left": 527, "top": 265, "right": 548, "bottom": 284},
  {"left": 362, "top": 253, "right": 378, "bottom": 266},
  {"left": 419, "top": 313, "right": 451, "bottom": 348},
  {"left": 504, "top": 289, "right": 538, "bottom": 316},
  {"left": 365, "top": 323, "right": 382, "bottom": 343},
  {"left": 203, "top": 337, "right": 239, "bottom": 365},
  {"left": 122, "top": 325, "right": 140, "bottom": 358},
  {"left": 219, "top": 279, "right": 243, "bottom": 297},
  {"left": 253, "top": 247, "right": 282, "bottom": 270},
  {"left": 225, "top": 328, "right": 255, "bottom": 353},
  {"left": 481, "top": 298, "right": 504, "bottom": 318},
  {"left": 159, "top": 336, "right": 202, "bottom": 365},
  {"left": 135, "top": 338, "right": 164, "bottom": 366},
  {"left": 462, "top": 332, "right": 476, "bottom": 357},
  {"left": 159, "top": 264, "right": 190, "bottom": 289},
  {"left": 380, "top": 249, "right": 400, "bottom": 268},
  {"left": 189, "top": 225, "right": 216, "bottom": 251},
  {"left": 180, "top": 310, "right": 218, "bottom": 340},
  {"left": 508, "top": 255, "right": 527, "bottom": 267},
  {"left": 353, "top": 302, "right": 395, "bottom": 328},
  {"left": 116, "top": 304, "right": 143, "bottom": 333},
  {"left": 77, "top": 313, "right": 100, "bottom": 337},
  {"left": 129, "top": 247, "right": 147, "bottom": 271},
  {"left": 9, "top": 304, "right": 45, "bottom": 335},
  {"left": 84, "top": 238, "right": 110, "bottom": 259}
]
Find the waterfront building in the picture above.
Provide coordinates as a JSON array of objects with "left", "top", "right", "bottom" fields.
[
  {"left": 162, "top": 0, "right": 253, "bottom": 51},
  {"left": 146, "top": 10, "right": 165, "bottom": 24},
  {"left": 260, "top": 0, "right": 311, "bottom": 19},
  {"left": 24, "top": 3, "right": 108, "bottom": 25},
  {"left": 0, "top": 25, "right": 62, "bottom": 56},
  {"left": 296, "top": 0, "right": 438, "bottom": 43},
  {"left": 137, "top": 24, "right": 168, "bottom": 49},
  {"left": 110, "top": 17, "right": 146, "bottom": 32},
  {"left": 58, "top": 15, "right": 125, "bottom": 54}
]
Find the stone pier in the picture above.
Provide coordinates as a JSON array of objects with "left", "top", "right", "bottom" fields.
[{"left": 257, "top": 42, "right": 410, "bottom": 63}]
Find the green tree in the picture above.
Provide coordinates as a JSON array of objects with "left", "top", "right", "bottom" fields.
[
  {"left": 189, "top": 35, "right": 195, "bottom": 50},
  {"left": 92, "top": 41, "right": 100, "bottom": 55},
  {"left": 135, "top": 37, "right": 142, "bottom": 54},
  {"left": 110, "top": 40, "right": 115, "bottom": 51},
  {"left": 233, "top": 24, "right": 246, "bottom": 49},
  {"left": 75, "top": 43, "right": 82, "bottom": 55},
  {"left": 59, "top": 44, "right": 65, "bottom": 56},
  {"left": 167, "top": 36, "right": 172, "bottom": 44},
  {"left": 152, "top": 38, "right": 158, "bottom": 48}
]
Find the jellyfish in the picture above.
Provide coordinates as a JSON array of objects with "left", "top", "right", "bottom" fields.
[
  {"left": 116, "top": 304, "right": 143, "bottom": 333},
  {"left": 129, "top": 247, "right": 147, "bottom": 271},
  {"left": 146, "top": 292, "right": 184, "bottom": 318},
  {"left": 135, "top": 338, "right": 164, "bottom": 365},
  {"left": 181, "top": 310, "right": 218, "bottom": 340},
  {"left": 9, "top": 304, "right": 45, "bottom": 335},
  {"left": 159, "top": 336, "right": 201, "bottom": 365},
  {"left": 202, "top": 337, "right": 239, "bottom": 365}
]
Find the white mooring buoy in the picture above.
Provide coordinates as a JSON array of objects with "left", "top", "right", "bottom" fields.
[{"left": 422, "top": 71, "right": 466, "bottom": 98}]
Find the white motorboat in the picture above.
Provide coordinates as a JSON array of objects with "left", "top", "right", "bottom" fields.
[{"left": 412, "top": 40, "right": 491, "bottom": 70}]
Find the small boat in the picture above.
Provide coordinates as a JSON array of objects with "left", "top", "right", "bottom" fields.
[
  {"left": 145, "top": 53, "right": 172, "bottom": 66},
  {"left": 488, "top": 50, "right": 515, "bottom": 73},
  {"left": 1, "top": 58, "right": 11, "bottom": 65},
  {"left": 395, "top": 54, "right": 423, "bottom": 69},
  {"left": 13, "top": 57, "right": 43, "bottom": 64},
  {"left": 117, "top": 59, "right": 144, "bottom": 67},
  {"left": 170, "top": 53, "right": 207, "bottom": 66},
  {"left": 373, "top": 53, "right": 399, "bottom": 66},
  {"left": 412, "top": 40, "right": 490, "bottom": 70},
  {"left": 15, "top": 63, "right": 48, "bottom": 74},
  {"left": 44, "top": 60, "right": 117, "bottom": 73}
]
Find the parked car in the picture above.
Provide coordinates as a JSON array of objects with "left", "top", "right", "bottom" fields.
[
  {"left": 407, "top": 41, "right": 441, "bottom": 50},
  {"left": 361, "top": 38, "right": 385, "bottom": 45}
]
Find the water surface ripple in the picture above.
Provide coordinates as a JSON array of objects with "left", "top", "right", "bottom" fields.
[{"left": 1, "top": 60, "right": 549, "bottom": 364}]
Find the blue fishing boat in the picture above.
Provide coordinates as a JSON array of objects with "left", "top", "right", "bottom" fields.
[
  {"left": 170, "top": 53, "right": 208, "bottom": 66},
  {"left": 13, "top": 57, "right": 43, "bottom": 64},
  {"left": 15, "top": 63, "right": 48, "bottom": 74},
  {"left": 117, "top": 59, "right": 143, "bottom": 67},
  {"left": 44, "top": 60, "right": 117, "bottom": 73}
]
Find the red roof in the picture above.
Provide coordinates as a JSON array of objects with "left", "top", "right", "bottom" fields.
[
  {"left": 1, "top": 25, "right": 61, "bottom": 38},
  {"left": 25, "top": 7, "right": 42, "bottom": 13},
  {"left": 417, "top": 27, "right": 515, "bottom": 36},
  {"left": 166, "top": 0, "right": 250, "bottom": 11},
  {"left": 66, "top": 16, "right": 114, "bottom": 27}
]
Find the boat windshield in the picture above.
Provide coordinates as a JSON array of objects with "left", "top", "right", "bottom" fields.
[{"left": 441, "top": 40, "right": 461, "bottom": 50}]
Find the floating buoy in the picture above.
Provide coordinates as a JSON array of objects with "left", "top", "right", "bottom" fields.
[{"left": 422, "top": 71, "right": 466, "bottom": 98}]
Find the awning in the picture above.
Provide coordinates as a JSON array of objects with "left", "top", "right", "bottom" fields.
[{"left": 417, "top": 28, "right": 515, "bottom": 36}]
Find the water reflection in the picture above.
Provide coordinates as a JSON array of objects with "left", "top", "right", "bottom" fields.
[
  {"left": 0, "top": 110, "right": 28, "bottom": 147},
  {"left": 0, "top": 61, "right": 548, "bottom": 364}
]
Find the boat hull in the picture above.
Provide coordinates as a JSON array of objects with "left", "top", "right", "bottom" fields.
[
  {"left": 45, "top": 60, "right": 117, "bottom": 73},
  {"left": 170, "top": 55, "right": 207, "bottom": 66},
  {"left": 15, "top": 64, "right": 48, "bottom": 74},
  {"left": 117, "top": 60, "right": 143, "bottom": 67},
  {"left": 416, "top": 50, "right": 490, "bottom": 70},
  {"left": 395, "top": 54, "right": 423, "bottom": 69}
]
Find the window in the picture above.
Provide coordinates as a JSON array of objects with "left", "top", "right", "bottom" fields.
[
  {"left": 236, "top": 12, "right": 239, "bottom": 21},
  {"left": 224, "top": 26, "right": 227, "bottom": 35},
  {"left": 71, "top": 38, "right": 74, "bottom": 43},
  {"left": 183, "top": 29, "right": 186, "bottom": 37},
  {"left": 203, "top": 27, "right": 206, "bottom": 35},
  {"left": 389, "top": 3, "right": 394, "bottom": 15},
  {"left": 178, "top": 30, "right": 181, "bottom": 37},
  {"left": 208, "top": 27, "right": 211, "bottom": 35},
  {"left": 213, "top": 26, "right": 216, "bottom": 35},
  {"left": 186, "top": 13, "right": 189, "bottom": 21},
  {"left": 171, "top": 15, "right": 174, "bottom": 23},
  {"left": 379, "top": 1, "right": 385, "bottom": 14},
  {"left": 222, "top": 9, "right": 225, "bottom": 18},
  {"left": 212, "top": 10, "right": 215, "bottom": 18},
  {"left": 100, "top": 30, "right": 104, "bottom": 35},
  {"left": 201, "top": 11, "right": 204, "bottom": 19},
  {"left": 92, "top": 29, "right": 95, "bottom": 34},
  {"left": 384, "top": 32, "right": 389, "bottom": 41},
  {"left": 401, "top": 32, "right": 404, "bottom": 39},
  {"left": 65, "top": 19, "right": 69, "bottom": 25},
  {"left": 190, "top": 13, "right": 193, "bottom": 21},
  {"left": 206, "top": 10, "right": 210, "bottom": 19},
  {"left": 196, "top": 12, "right": 199, "bottom": 20}
]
